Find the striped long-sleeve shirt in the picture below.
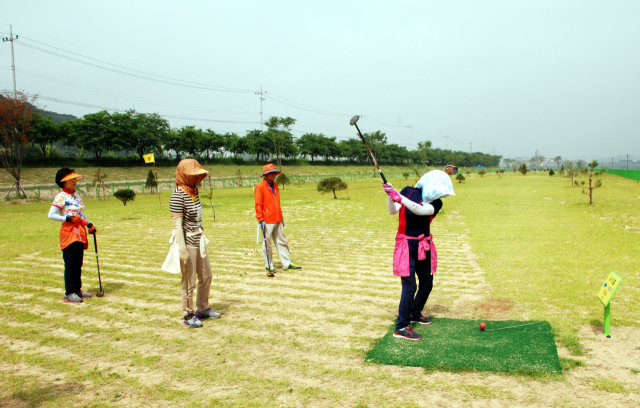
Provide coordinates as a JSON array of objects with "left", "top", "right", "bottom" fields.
[{"left": 169, "top": 188, "right": 204, "bottom": 246}]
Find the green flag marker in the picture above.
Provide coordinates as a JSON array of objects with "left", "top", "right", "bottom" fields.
[{"left": 597, "top": 272, "right": 622, "bottom": 337}]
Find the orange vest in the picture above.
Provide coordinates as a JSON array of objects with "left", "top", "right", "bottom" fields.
[
  {"left": 60, "top": 221, "right": 88, "bottom": 250},
  {"left": 254, "top": 179, "right": 283, "bottom": 224}
]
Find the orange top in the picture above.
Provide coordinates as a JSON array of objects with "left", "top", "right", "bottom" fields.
[
  {"left": 52, "top": 189, "right": 89, "bottom": 250},
  {"left": 254, "top": 179, "right": 282, "bottom": 224}
]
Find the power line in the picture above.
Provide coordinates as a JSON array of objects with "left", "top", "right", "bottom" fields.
[
  {"left": 19, "top": 35, "right": 255, "bottom": 93},
  {"left": 17, "top": 67, "right": 259, "bottom": 115},
  {"left": 20, "top": 93, "right": 262, "bottom": 124},
  {"left": 17, "top": 41, "right": 255, "bottom": 94},
  {"left": 268, "top": 92, "right": 350, "bottom": 117}
]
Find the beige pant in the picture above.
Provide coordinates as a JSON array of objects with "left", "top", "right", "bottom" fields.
[
  {"left": 181, "top": 246, "right": 213, "bottom": 314},
  {"left": 262, "top": 222, "right": 291, "bottom": 269}
]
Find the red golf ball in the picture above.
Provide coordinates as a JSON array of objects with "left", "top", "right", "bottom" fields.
[{"left": 479, "top": 322, "right": 486, "bottom": 330}]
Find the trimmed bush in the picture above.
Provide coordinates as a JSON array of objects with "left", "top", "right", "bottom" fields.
[{"left": 114, "top": 189, "right": 136, "bottom": 206}]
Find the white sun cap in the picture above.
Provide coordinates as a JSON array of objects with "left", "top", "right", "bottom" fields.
[{"left": 415, "top": 170, "right": 456, "bottom": 203}]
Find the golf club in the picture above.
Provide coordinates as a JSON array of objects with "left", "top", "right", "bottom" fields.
[
  {"left": 91, "top": 231, "right": 104, "bottom": 297},
  {"left": 350, "top": 115, "right": 387, "bottom": 184},
  {"left": 481, "top": 321, "right": 545, "bottom": 332},
  {"left": 262, "top": 226, "right": 273, "bottom": 277}
]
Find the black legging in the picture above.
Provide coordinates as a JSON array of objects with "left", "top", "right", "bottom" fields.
[{"left": 62, "top": 241, "right": 84, "bottom": 295}]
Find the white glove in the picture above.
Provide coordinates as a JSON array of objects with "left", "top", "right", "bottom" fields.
[{"left": 172, "top": 216, "right": 189, "bottom": 261}]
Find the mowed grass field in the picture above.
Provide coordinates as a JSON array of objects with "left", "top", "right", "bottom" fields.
[
  {"left": 0, "top": 171, "right": 639, "bottom": 407},
  {"left": 0, "top": 165, "right": 415, "bottom": 187}
]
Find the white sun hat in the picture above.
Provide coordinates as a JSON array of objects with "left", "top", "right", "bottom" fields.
[{"left": 415, "top": 170, "right": 456, "bottom": 203}]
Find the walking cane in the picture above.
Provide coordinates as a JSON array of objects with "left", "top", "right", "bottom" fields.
[
  {"left": 262, "top": 226, "right": 274, "bottom": 277},
  {"left": 92, "top": 232, "right": 104, "bottom": 297}
]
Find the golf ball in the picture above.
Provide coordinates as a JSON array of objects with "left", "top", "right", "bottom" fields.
[{"left": 479, "top": 322, "right": 486, "bottom": 330}]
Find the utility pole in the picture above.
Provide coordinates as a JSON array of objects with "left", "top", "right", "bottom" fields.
[
  {"left": 482, "top": 144, "right": 485, "bottom": 154},
  {"left": 2, "top": 25, "right": 18, "bottom": 97},
  {"left": 255, "top": 85, "right": 267, "bottom": 132},
  {"left": 469, "top": 142, "right": 473, "bottom": 155},
  {"left": 408, "top": 123, "right": 413, "bottom": 146},
  {"left": 444, "top": 133, "right": 449, "bottom": 149}
]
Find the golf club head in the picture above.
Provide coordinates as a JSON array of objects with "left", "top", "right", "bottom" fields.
[
  {"left": 349, "top": 115, "right": 360, "bottom": 126},
  {"left": 96, "top": 292, "right": 104, "bottom": 297}
]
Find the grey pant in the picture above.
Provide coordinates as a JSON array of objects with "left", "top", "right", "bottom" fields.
[
  {"left": 262, "top": 222, "right": 291, "bottom": 269},
  {"left": 181, "top": 246, "right": 213, "bottom": 314}
]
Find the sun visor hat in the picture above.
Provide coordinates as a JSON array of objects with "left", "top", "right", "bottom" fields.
[
  {"left": 60, "top": 172, "right": 84, "bottom": 183},
  {"left": 262, "top": 163, "right": 281, "bottom": 177}
]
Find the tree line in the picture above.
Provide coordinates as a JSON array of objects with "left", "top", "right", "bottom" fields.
[
  {"left": 29, "top": 109, "right": 501, "bottom": 167},
  {"left": 2, "top": 92, "right": 501, "bottom": 192}
]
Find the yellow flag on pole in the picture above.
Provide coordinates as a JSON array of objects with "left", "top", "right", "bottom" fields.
[{"left": 143, "top": 153, "right": 155, "bottom": 163}]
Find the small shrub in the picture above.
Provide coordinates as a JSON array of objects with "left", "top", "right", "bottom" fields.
[
  {"left": 478, "top": 170, "right": 486, "bottom": 178},
  {"left": 275, "top": 173, "right": 290, "bottom": 190},
  {"left": 519, "top": 163, "right": 528, "bottom": 175},
  {"left": 402, "top": 172, "right": 410, "bottom": 180},
  {"left": 549, "top": 169, "right": 555, "bottom": 176},
  {"left": 317, "top": 177, "right": 348, "bottom": 199},
  {"left": 456, "top": 174, "right": 465, "bottom": 183},
  {"left": 114, "top": 189, "right": 136, "bottom": 206},
  {"left": 145, "top": 170, "right": 157, "bottom": 192}
]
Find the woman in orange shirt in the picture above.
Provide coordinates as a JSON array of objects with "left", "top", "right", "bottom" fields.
[{"left": 48, "top": 168, "right": 96, "bottom": 303}]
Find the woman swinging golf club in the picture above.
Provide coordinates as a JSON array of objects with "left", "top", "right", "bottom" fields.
[
  {"left": 48, "top": 168, "right": 97, "bottom": 303},
  {"left": 384, "top": 170, "right": 454, "bottom": 340}
]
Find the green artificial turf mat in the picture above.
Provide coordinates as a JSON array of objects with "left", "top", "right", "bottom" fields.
[{"left": 366, "top": 318, "right": 562, "bottom": 374}]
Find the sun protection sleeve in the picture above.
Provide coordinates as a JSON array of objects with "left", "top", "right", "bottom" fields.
[
  {"left": 172, "top": 215, "right": 189, "bottom": 261},
  {"left": 387, "top": 196, "right": 402, "bottom": 215},
  {"left": 48, "top": 205, "right": 67, "bottom": 222},
  {"left": 400, "top": 195, "right": 435, "bottom": 216}
]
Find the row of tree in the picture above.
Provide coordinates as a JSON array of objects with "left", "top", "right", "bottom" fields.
[
  {"left": 1, "top": 92, "right": 501, "bottom": 192},
  {"left": 30, "top": 111, "right": 502, "bottom": 167}
]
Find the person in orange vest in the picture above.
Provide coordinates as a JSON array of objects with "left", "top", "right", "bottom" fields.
[
  {"left": 254, "top": 164, "right": 301, "bottom": 277},
  {"left": 47, "top": 168, "right": 97, "bottom": 303}
]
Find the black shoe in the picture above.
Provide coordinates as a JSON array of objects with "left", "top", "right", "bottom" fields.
[
  {"left": 410, "top": 315, "right": 433, "bottom": 325},
  {"left": 284, "top": 263, "right": 301, "bottom": 271},
  {"left": 393, "top": 327, "right": 422, "bottom": 340}
]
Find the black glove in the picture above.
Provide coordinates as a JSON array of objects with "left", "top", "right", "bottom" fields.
[{"left": 88, "top": 223, "right": 96, "bottom": 234}]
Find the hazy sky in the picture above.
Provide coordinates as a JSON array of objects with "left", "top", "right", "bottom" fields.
[{"left": 2, "top": 1, "right": 639, "bottom": 160}]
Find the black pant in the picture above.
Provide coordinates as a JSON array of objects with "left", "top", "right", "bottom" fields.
[
  {"left": 62, "top": 241, "right": 84, "bottom": 296},
  {"left": 396, "top": 251, "right": 433, "bottom": 331}
]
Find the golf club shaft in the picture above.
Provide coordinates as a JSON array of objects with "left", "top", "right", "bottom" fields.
[
  {"left": 353, "top": 123, "right": 388, "bottom": 184},
  {"left": 92, "top": 232, "right": 103, "bottom": 293},
  {"left": 262, "top": 227, "right": 271, "bottom": 268}
]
